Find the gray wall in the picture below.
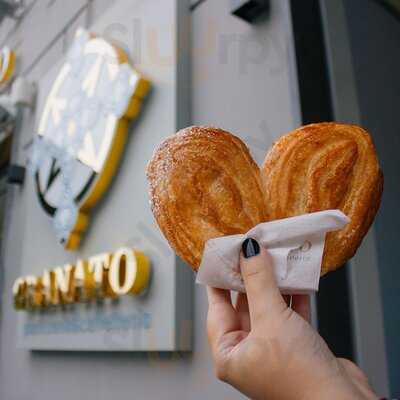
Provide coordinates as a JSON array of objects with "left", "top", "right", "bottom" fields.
[
  {"left": 342, "top": 0, "right": 400, "bottom": 396},
  {"left": 0, "top": 0, "right": 301, "bottom": 399}
]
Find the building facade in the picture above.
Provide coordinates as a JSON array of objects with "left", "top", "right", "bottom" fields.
[{"left": 0, "top": 0, "right": 398, "bottom": 398}]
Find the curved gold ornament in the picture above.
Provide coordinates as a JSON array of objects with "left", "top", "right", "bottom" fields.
[
  {"left": 31, "top": 28, "right": 150, "bottom": 249},
  {"left": 0, "top": 46, "right": 16, "bottom": 84}
]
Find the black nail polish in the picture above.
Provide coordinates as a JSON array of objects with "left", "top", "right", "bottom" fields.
[{"left": 242, "top": 238, "right": 260, "bottom": 258}]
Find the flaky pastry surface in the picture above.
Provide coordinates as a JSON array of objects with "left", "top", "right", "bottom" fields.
[
  {"left": 147, "top": 126, "right": 268, "bottom": 270},
  {"left": 147, "top": 123, "right": 382, "bottom": 275},
  {"left": 261, "top": 122, "right": 383, "bottom": 275}
]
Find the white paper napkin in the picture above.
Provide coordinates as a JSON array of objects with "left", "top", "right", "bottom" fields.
[{"left": 196, "top": 210, "right": 349, "bottom": 294}]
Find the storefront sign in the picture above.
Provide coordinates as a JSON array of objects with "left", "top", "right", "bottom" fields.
[
  {"left": 17, "top": 1, "right": 191, "bottom": 351},
  {"left": 29, "top": 29, "right": 150, "bottom": 249},
  {"left": 13, "top": 247, "right": 150, "bottom": 310},
  {"left": 0, "top": 46, "right": 16, "bottom": 84}
]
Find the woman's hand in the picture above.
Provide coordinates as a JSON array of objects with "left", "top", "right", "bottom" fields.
[{"left": 206, "top": 238, "right": 377, "bottom": 400}]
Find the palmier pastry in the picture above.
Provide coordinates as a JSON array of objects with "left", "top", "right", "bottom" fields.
[
  {"left": 261, "top": 122, "right": 383, "bottom": 275},
  {"left": 147, "top": 126, "right": 268, "bottom": 270}
]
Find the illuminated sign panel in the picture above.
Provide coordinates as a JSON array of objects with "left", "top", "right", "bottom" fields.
[
  {"left": 13, "top": 247, "right": 150, "bottom": 310},
  {"left": 16, "top": 0, "right": 191, "bottom": 351},
  {"left": 29, "top": 29, "right": 150, "bottom": 249}
]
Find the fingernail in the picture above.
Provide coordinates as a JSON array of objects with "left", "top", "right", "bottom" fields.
[{"left": 242, "top": 238, "right": 260, "bottom": 258}]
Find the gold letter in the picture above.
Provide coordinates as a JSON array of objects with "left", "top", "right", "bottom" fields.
[
  {"left": 87, "top": 253, "right": 111, "bottom": 299},
  {"left": 53, "top": 264, "right": 75, "bottom": 304},
  {"left": 13, "top": 277, "right": 27, "bottom": 310},
  {"left": 108, "top": 248, "right": 150, "bottom": 296},
  {"left": 25, "top": 275, "right": 44, "bottom": 309}
]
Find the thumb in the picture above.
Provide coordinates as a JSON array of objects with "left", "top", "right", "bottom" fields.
[{"left": 240, "top": 238, "right": 286, "bottom": 327}]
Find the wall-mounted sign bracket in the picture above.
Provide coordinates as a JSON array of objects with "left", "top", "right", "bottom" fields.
[
  {"left": 8, "top": 164, "right": 25, "bottom": 185},
  {"left": 230, "top": 0, "right": 269, "bottom": 23}
]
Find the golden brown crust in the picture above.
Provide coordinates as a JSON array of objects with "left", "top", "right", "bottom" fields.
[
  {"left": 146, "top": 126, "right": 268, "bottom": 270},
  {"left": 261, "top": 122, "right": 383, "bottom": 274},
  {"left": 147, "top": 123, "right": 383, "bottom": 276}
]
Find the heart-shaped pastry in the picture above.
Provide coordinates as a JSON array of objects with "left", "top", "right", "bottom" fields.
[
  {"left": 147, "top": 126, "right": 268, "bottom": 269},
  {"left": 147, "top": 124, "right": 383, "bottom": 275},
  {"left": 261, "top": 122, "right": 383, "bottom": 275}
]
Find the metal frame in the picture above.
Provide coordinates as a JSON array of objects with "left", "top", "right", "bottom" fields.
[
  {"left": 319, "top": 0, "right": 389, "bottom": 395},
  {"left": 289, "top": 0, "right": 354, "bottom": 358},
  {"left": 289, "top": 1, "right": 389, "bottom": 395}
]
